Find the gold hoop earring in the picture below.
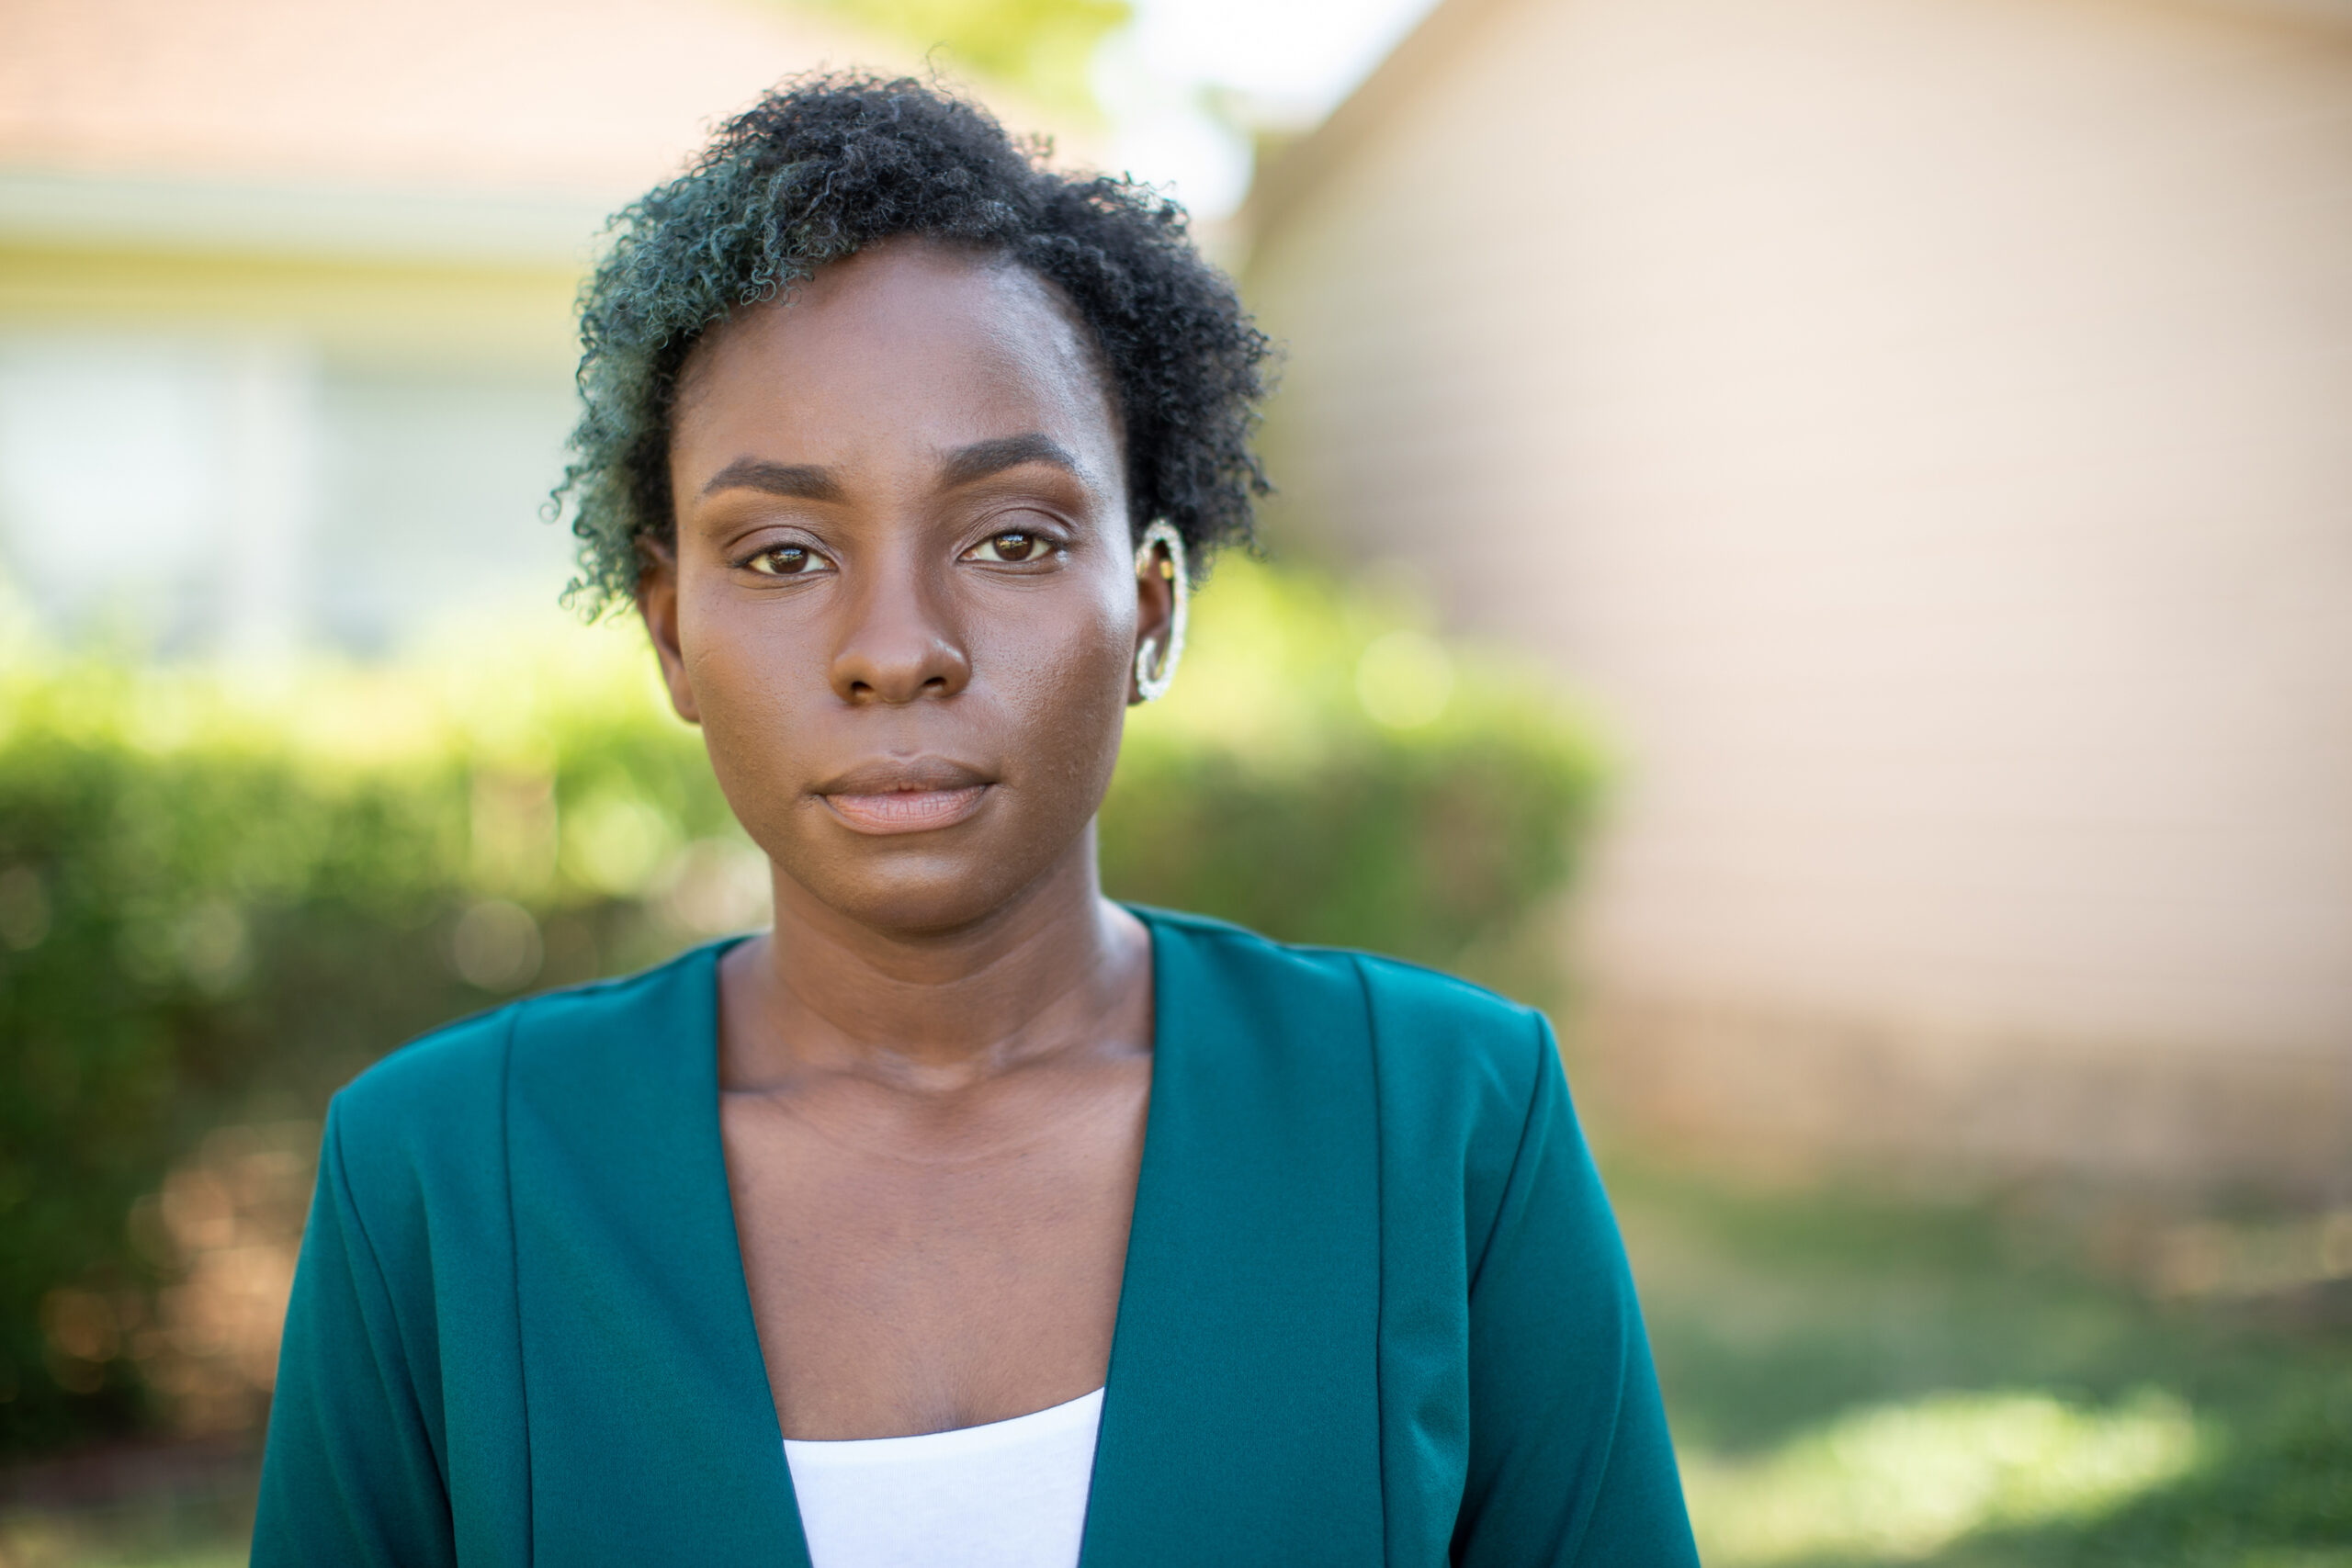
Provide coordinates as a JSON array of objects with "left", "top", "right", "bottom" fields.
[{"left": 1133, "top": 521, "right": 1187, "bottom": 704}]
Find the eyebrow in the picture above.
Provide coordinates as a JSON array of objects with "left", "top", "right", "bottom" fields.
[
  {"left": 937, "top": 433, "right": 1082, "bottom": 489},
  {"left": 700, "top": 459, "right": 843, "bottom": 502},
  {"left": 698, "top": 434, "right": 1081, "bottom": 503}
]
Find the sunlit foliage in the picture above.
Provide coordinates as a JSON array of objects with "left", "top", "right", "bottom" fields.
[{"left": 788, "top": 0, "right": 1131, "bottom": 120}]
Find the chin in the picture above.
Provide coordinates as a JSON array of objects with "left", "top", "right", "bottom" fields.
[{"left": 784, "top": 841, "right": 1071, "bottom": 941}]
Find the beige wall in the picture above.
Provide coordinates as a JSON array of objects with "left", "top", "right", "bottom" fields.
[{"left": 1245, "top": 0, "right": 2352, "bottom": 1188}]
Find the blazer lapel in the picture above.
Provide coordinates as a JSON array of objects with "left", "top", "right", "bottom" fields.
[
  {"left": 1081, "top": 912, "right": 1386, "bottom": 1565},
  {"left": 504, "top": 945, "right": 813, "bottom": 1567}
]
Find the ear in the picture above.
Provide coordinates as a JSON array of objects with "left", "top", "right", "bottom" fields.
[
  {"left": 1127, "top": 528, "right": 1179, "bottom": 706},
  {"left": 636, "top": 538, "right": 702, "bottom": 726}
]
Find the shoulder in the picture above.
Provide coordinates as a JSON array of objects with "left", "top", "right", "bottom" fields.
[
  {"left": 327, "top": 942, "right": 724, "bottom": 1179},
  {"left": 1141, "top": 905, "right": 1547, "bottom": 1055},
  {"left": 1136, "top": 907, "right": 1556, "bottom": 1130},
  {"left": 1140, "top": 909, "right": 1580, "bottom": 1281}
]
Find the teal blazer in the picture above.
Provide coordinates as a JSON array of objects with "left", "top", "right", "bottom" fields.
[{"left": 254, "top": 908, "right": 1698, "bottom": 1565}]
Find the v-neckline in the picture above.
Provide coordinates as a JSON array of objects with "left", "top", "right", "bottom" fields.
[
  {"left": 504, "top": 908, "right": 1384, "bottom": 1564},
  {"left": 697, "top": 908, "right": 1179, "bottom": 1551}
]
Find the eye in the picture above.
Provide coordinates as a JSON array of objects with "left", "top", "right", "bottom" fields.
[
  {"left": 743, "top": 543, "right": 833, "bottom": 577},
  {"left": 964, "top": 530, "right": 1054, "bottom": 564}
]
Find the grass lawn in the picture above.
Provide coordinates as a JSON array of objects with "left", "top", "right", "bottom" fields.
[
  {"left": 0, "top": 1483, "right": 251, "bottom": 1568},
  {"left": 4, "top": 1160, "right": 2346, "bottom": 1566},
  {"left": 1611, "top": 1155, "right": 2352, "bottom": 1566}
]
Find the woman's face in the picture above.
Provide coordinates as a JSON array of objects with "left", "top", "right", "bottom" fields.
[{"left": 645, "top": 238, "right": 1168, "bottom": 936}]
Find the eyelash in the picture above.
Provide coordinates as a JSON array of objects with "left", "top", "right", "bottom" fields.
[
  {"left": 962, "top": 526, "right": 1065, "bottom": 566},
  {"left": 738, "top": 542, "right": 832, "bottom": 578},
  {"left": 730, "top": 523, "right": 1068, "bottom": 578}
]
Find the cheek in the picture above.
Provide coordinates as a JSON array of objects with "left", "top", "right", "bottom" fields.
[
  {"left": 985, "top": 589, "right": 1135, "bottom": 780},
  {"left": 674, "top": 587, "right": 827, "bottom": 780}
]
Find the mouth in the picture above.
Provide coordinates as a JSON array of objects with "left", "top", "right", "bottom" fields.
[{"left": 815, "top": 760, "right": 993, "bottom": 837}]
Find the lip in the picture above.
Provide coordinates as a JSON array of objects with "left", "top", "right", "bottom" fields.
[{"left": 815, "top": 759, "right": 993, "bottom": 837}]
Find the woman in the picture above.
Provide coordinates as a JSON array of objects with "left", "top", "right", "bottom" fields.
[{"left": 254, "top": 76, "right": 1698, "bottom": 1567}]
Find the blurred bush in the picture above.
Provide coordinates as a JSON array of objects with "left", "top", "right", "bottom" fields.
[
  {"left": 0, "top": 559, "right": 1602, "bottom": 1456},
  {"left": 790, "top": 0, "right": 1131, "bottom": 121},
  {"left": 1110, "top": 561, "right": 1603, "bottom": 977}
]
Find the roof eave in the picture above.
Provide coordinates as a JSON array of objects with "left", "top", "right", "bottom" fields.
[{"left": 0, "top": 165, "right": 624, "bottom": 271}]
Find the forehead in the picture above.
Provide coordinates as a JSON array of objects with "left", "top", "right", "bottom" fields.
[{"left": 672, "top": 239, "right": 1120, "bottom": 468}]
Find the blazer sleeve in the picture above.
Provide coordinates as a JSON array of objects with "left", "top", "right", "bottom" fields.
[
  {"left": 1452, "top": 1017, "right": 1700, "bottom": 1567},
  {"left": 252, "top": 1101, "right": 458, "bottom": 1568}
]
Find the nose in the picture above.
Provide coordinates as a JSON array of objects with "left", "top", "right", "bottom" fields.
[{"left": 827, "top": 549, "right": 972, "bottom": 705}]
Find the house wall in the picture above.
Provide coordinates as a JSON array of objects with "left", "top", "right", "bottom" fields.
[
  {"left": 0, "top": 237, "right": 586, "bottom": 653},
  {"left": 0, "top": 140, "right": 616, "bottom": 652},
  {"left": 1243, "top": 0, "right": 2352, "bottom": 1188}
]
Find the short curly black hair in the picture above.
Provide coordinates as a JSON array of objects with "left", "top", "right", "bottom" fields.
[{"left": 553, "top": 73, "right": 1273, "bottom": 611}]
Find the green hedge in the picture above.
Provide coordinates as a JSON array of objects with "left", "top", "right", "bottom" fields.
[{"left": 0, "top": 562, "right": 1603, "bottom": 1455}]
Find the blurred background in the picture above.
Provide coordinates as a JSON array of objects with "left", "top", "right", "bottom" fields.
[{"left": 2, "top": 0, "right": 2348, "bottom": 1562}]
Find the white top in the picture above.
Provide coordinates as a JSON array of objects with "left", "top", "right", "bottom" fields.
[{"left": 783, "top": 1388, "right": 1104, "bottom": 1568}]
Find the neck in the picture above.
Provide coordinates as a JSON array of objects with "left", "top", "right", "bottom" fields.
[{"left": 723, "top": 828, "right": 1150, "bottom": 1092}]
